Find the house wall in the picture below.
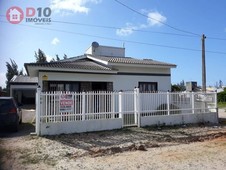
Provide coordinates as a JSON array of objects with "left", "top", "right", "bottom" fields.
[{"left": 38, "top": 71, "right": 171, "bottom": 91}]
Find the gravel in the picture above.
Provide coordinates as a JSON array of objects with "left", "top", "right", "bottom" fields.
[{"left": 0, "top": 109, "right": 226, "bottom": 170}]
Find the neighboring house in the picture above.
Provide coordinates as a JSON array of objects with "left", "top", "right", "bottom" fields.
[
  {"left": 25, "top": 42, "right": 176, "bottom": 92},
  {"left": 10, "top": 75, "right": 38, "bottom": 105},
  {"left": 9, "top": 8, "right": 22, "bottom": 22}
]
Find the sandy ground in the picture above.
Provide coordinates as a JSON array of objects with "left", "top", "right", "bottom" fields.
[{"left": 0, "top": 109, "right": 226, "bottom": 170}]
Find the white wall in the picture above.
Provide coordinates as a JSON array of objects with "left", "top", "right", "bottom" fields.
[
  {"left": 141, "top": 112, "right": 218, "bottom": 127},
  {"left": 40, "top": 119, "right": 123, "bottom": 135},
  {"left": 85, "top": 45, "right": 125, "bottom": 57},
  {"left": 39, "top": 72, "right": 171, "bottom": 91}
]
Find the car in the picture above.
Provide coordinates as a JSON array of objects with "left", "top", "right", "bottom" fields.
[{"left": 0, "top": 97, "right": 22, "bottom": 132}]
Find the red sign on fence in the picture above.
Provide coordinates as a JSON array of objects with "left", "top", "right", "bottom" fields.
[{"left": 60, "top": 94, "right": 73, "bottom": 112}]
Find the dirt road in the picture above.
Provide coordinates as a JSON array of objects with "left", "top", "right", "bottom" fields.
[{"left": 0, "top": 109, "right": 226, "bottom": 170}]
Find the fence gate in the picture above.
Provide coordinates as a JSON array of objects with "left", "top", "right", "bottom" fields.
[{"left": 121, "top": 90, "right": 139, "bottom": 127}]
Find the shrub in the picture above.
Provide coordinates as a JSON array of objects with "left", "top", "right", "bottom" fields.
[{"left": 217, "top": 89, "right": 226, "bottom": 102}]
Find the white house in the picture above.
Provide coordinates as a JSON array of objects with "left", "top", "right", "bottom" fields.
[
  {"left": 25, "top": 42, "right": 176, "bottom": 92},
  {"left": 9, "top": 8, "right": 22, "bottom": 22}
]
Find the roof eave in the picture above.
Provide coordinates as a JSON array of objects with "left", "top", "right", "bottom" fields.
[
  {"left": 108, "top": 62, "right": 177, "bottom": 68},
  {"left": 25, "top": 65, "right": 118, "bottom": 75}
]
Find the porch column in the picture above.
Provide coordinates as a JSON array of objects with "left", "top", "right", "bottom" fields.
[{"left": 36, "top": 87, "right": 41, "bottom": 136}]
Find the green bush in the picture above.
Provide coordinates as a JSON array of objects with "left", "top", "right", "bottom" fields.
[{"left": 217, "top": 89, "right": 226, "bottom": 102}]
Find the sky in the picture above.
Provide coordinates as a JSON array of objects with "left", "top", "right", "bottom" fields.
[{"left": 0, "top": 0, "right": 226, "bottom": 88}]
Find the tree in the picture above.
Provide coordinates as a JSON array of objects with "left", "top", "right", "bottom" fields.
[
  {"left": 35, "top": 49, "right": 47, "bottom": 63},
  {"left": 179, "top": 80, "right": 186, "bottom": 91},
  {"left": 219, "top": 80, "right": 223, "bottom": 88},
  {"left": 50, "top": 54, "right": 61, "bottom": 62},
  {"left": 56, "top": 54, "right": 60, "bottom": 61},
  {"left": 5, "top": 59, "right": 23, "bottom": 94},
  {"left": 171, "top": 84, "right": 181, "bottom": 92},
  {"left": 171, "top": 80, "right": 186, "bottom": 92},
  {"left": 63, "top": 54, "right": 67, "bottom": 59}
]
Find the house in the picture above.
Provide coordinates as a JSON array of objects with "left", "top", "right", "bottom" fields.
[
  {"left": 10, "top": 75, "right": 38, "bottom": 105},
  {"left": 25, "top": 42, "right": 176, "bottom": 92},
  {"left": 9, "top": 8, "right": 22, "bottom": 22}
]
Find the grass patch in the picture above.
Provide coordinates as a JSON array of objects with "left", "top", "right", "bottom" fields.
[{"left": 218, "top": 102, "right": 226, "bottom": 108}]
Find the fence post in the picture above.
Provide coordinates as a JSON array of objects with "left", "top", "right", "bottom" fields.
[
  {"left": 136, "top": 88, "right": 141, "bottom": 127},
  {"left": 134, "top": 88, "right": 138, "bottom": 125},
  {"left": 119, "top": 91, "right": 122, "bottom": 118},
  {"left": 214, "top": 91, "right": 218, "bottom": 113},
  {"left": 35, "top": 87, "right": 41, "bottom": 136},
  {"left": 82, "top": 92, "right": 86, "bottom": 121},
  {"left": 192, "top": 92, "right": 195, "bottom": 114},
  {"left": 167, "top": 91, "right": 170, "bottom": 115}
]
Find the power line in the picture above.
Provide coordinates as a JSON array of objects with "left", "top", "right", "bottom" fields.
[
  {"left": 1, "top": 14, "right": 226, "bottom": 41},
  {"left": 114, "top": 0, "right": 201, "bottom": 37},
  {"left": 52, "top": 20, "right": 198, "bottom": 38},
  {"left": 1, "top": 20, "right": 226, "bottom": 55},
  {"left": 0, "top": 14, "right": 198, "bottom": 38}
]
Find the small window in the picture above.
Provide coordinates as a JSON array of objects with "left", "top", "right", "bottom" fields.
[{"left": 139, "top": 82, "right": 158, "bottom": 92}]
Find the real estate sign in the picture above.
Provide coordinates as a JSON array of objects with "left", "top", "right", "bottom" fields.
[{"left": 59, "top": 94, "right": 73, "bottom": 112}]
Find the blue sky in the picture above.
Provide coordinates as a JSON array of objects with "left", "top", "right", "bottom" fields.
[{"left": 0, "top": 0, "right": 226, "bottom": 88}]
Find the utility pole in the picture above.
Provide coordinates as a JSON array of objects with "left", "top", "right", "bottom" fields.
[{"left": 202, "top": 34, "right": 206, "bottom": 92}]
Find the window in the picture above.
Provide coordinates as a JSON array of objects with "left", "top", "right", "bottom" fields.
[
  {"left": 43, "top": 81, "right": 80, "bottom": 92},
  {"left": 139, "top": 82, "right": 158, "bottom": 92}
]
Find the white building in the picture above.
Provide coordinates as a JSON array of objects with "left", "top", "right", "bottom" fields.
[{"left": 25, "top": 42, "right": 176, "bottom": 92}]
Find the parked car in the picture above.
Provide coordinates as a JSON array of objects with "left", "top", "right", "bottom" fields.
[{"left": 0, "top": 97, "right": 22, "bottom": 132}]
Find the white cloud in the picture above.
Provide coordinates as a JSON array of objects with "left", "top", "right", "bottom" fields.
[
  {"left": 147, "top": 11, "right": 167, "bottom": 26},
  {"left": 51, "top": 37, "right": 60, "bottom": 45},
  {"left": 50, "top": 0, "right": 101, "bottom": 14},
  {"left": 116, "top": 23, "right": 136, "bottom": 36},
  {"left": 116, "top": 11, "right": 167, "bottom": 36}
]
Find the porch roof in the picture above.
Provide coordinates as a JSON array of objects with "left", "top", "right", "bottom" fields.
[
  {"left": 25, "top": 58, "right": 116, "bottom": 76},
  {"left": 10, "top": 75, "right": 38, "bottom": 85}
]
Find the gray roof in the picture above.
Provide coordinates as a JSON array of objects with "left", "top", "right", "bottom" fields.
[
  {"left": 92, "top": 55, "right": 176, "bottom": 67},
  {"left": 10, "top": 76, "right": 38, "bottom": 84},
  {"left": 25, "top": 58, "right": 114, "bottom": 71},
  {"left": 25, "top": 55, "right": 176, "bottom": 77}
]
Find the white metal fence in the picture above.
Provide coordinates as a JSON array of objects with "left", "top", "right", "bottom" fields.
[{"left": 35, "top": 88, "right": 218, "bottom": 135}]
